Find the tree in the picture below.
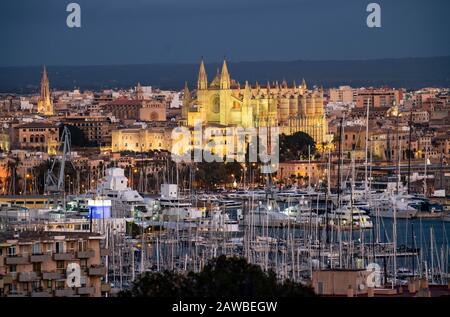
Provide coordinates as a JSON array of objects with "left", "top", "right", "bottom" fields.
[
  {"left": 279, "top": 132, "right": 316, "bottom": 162},
  {"left": 120, "top": 255, "right": 316, "bottom": 297}
]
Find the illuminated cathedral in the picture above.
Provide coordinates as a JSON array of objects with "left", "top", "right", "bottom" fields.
[
  {"left": 37, "top": 65, "right": 54, "bottom": 115},
  {"left": 182, "top": 59, "right": 328, "bottom": 143}
]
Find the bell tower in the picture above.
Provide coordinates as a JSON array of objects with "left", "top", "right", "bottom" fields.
[{"left": 37, "top": 65, "right": 54, "bottom": 115}]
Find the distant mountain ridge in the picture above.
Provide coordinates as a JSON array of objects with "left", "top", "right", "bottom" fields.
[{"left": 1, "top": 56, "right": 449, "bottom": 93}]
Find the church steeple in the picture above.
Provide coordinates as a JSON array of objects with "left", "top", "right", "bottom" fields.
[
  {"left": 266, "top": 81, "right": 271, "bottom": 95},
  {"left": 197, "top": 58, "right": 208, "bottom": 90},
  {"left": 244, "top": 80, "right": 252, "bottom": 99},
  {"left": 37, "top": 65, "right": 53, "bottom": 115},
  {"left": 41, "top": 65, "right": 49, "bottom": 100},
  {"left": 183, "top": 81, "right": 191, "bottom": 102},
  {"left": 182, "top": 81, "right": 191, "bottom": 119},
  {"left": 220, "top": 59, "right": 230, "bottom": 89},
  {"left": 136, "top": 82, "right": 144, "bottom": 100},
  {"left": 301, "top": 78, "right": 307, "bottom": 89}
]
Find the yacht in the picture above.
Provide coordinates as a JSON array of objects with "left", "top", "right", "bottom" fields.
[
  {"left": 198, "top": 208, "right": 240, "bottom": 233},
  {"left": 157, "top": 183, "right": 192, "bottom": 208},
  {"left": 372, "top": 193, "right": 442, "bottom": 219},
  {"left": 327, "top": 204, "right": 373, "bottom": 229},
  {"left": 89, "top": 167, "right": 148, "bottom": 218},
  {"left": 243, "top": 200, "right": 291, "bottom": 227},
  {"left": 282, "top": 199, "right": 322, "bottom": 226}
]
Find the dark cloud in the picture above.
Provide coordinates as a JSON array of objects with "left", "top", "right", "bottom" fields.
[{"left": 0, "top": 0, "right": 449, "bottom": 66}]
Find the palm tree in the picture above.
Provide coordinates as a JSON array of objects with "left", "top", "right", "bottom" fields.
[{"left": 6, "top": 157, "right": 21, "bottom": 195}]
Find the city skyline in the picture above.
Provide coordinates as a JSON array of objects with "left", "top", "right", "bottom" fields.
[{"left": 0, "top": 0, "right": 449, "bottom": 302}]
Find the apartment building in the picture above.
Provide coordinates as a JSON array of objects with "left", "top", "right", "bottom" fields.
[
  {"left": 0, "top": 231, "right": 108, "bottom": 297},
  {"left": 13, "top": 122, "right": 59, "bottom": 155},
  {"left": 277, "top": 160, "right": 326, "bottom": 185},
  {"left": 355, "top": 88, "right": 403, "bottom": 108}
]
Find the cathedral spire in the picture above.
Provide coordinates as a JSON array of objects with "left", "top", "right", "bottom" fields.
[
  {"left": 301, "top": 78, "right": 307, "bottom": 90},
  {"left": 244, "top": 80, "right": 252, "bottom": 99},
  {"left": 136, "top": 82, "right": 144, "bottom": 100},
  {"left": 183, "top": 81, "right": 191, "bottom": 99},
  {"left": 182, "top": 81, "right": 191, "bottom": 119},
  {"left": 37, "top": 65, "right": 53, "bottom": 115},
  {"left": 42, "top": 65, "right": 48, "bottom": 83},
  {"left": 197, "top": 58, "right": 208, "bottom": 90},
  {"left": 220, "top": 59, "right": 230, "bottom": 89},
  {"left": 40, "top": 65, "right": 49, "bottom": 100}
]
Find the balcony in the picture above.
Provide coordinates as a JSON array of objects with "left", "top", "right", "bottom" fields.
[
  {"left": 54, "top": 289, "right": 75, "bottom": 297},
  {"left": 30, "top": 254, "right": 51, "bottom": 262},
  {"left": 53, "top": 253, "right": 75, "bottom": 261},
  {"left": 42, "top": 272, "right": 64, "bottom": 280},
  {"left": 18, "top": 272, "right": 38, "bottom": 282},
  {"left": 77, "top": 249, "right": 95, "bottom": 259},
  {"left": 77, "top": 286, "right": 95, "bottom": 295},
  {"left": 5, "top": 255, "right": 29, "bottom": 265},
  {"left": 31, "top": 291, "right": 51, "bottom": 297},
  {"left": 2, "top": 274, "right": 14, "bottom": 284},
  {"left": 88, "top": 266, "right": 106, "bottom": 276},
  {"left": 7, "top": 292, "right": 27, "bottom": 297}
]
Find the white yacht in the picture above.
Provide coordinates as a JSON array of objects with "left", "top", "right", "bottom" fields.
[
  {"left": 244, "top": 200, "right": 291, "bottom": 227},
  {"left": 370, "top": 190, "right": 440, "bottom": 219},
  {"left": 197, "top": 208, "right": 239, "bottom": 233},
  {"left": 157, "top": 184, "right": 192, "bottom": 208},
  {"left": 327, "top": 204, "right": 373, "bottom": 229},
  {"left": 94, "top": 167, "right": 147, "bottom": 218},
  {"left": 282, "top": 198, "right": 322, "bottom": 226}
]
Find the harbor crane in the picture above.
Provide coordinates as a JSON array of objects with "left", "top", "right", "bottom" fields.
[{"left": 45, "top": 125, "right": 73, "bottom": 194}]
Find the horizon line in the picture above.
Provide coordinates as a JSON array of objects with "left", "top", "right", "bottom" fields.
[{"left": 1, "top": 55, "right": 450, "bottom": 69}]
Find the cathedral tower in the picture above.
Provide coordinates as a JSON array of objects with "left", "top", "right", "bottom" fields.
[
  {"left": 37, "top": 65, "right": 54, "bottom": 115},
  {"left": 197, "top": 59, "right": 208, "bottom": 90}
]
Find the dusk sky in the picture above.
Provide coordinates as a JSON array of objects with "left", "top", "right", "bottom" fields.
[{"left": 0, "top": 0, "right": 449, "bottom": 66}]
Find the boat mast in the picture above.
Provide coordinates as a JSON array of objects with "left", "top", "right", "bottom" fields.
[
  {"left": 337, "top": 116, "right": 344, "bottom": 268},
  {"left": 424, "top": 146, "right": 428, "bottom": 197},
  {"left": 349, "top": 152, "right": 355, "bottom": 269},
  {"left": 407, "top": 110, "right": 413, "bottom": 194},
  {"left": 364, "top": 98, "right": 370, "bottom": 199},
  {"left": 308, "top": 145, "right": 311, "bottom": 191},
  {"left": 392, "top": 194, "right": 397, "bottom": 288},
  {"left": 395, "top": 102, "right": 400, "bottom": 194}
]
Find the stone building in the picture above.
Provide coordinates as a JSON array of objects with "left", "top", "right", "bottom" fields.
[
  {"left": 182, "top": 59, "right": 329, "bottom": 143},
  {"left": 14, "top": 122, "right": 59, "bottom": 155},
  {"left": 0, "top": 231, "right": 106, "bottom": 297},
  {"left": 102, "top": 99, "right": 144, "bottom": 121},
  {"left": 139, "top": 100, "right": 167, "bottom": 122},
  {"left": 59, "top": 116, "right": 115, "bottom": 147},
  {"left": 111, "top": 126, "right": 172, "bottom": 152}
]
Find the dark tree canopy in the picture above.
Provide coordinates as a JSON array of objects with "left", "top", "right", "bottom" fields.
[
  {"left": 279, "top": 132, "right": 316, "bottom": 162},
  {"left": 120, "top": 255, "right": 316, "bottom": 297},
  {"left": 194, "top": 151, "right": 243, "bottom": 190}
]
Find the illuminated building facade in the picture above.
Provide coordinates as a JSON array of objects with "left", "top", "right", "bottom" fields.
[
  {"left": 182, "top": 59, "right": 328, "bottom": 143},
  {"left": 37, "top": 65, "right": 54, "bottom": 116}
]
